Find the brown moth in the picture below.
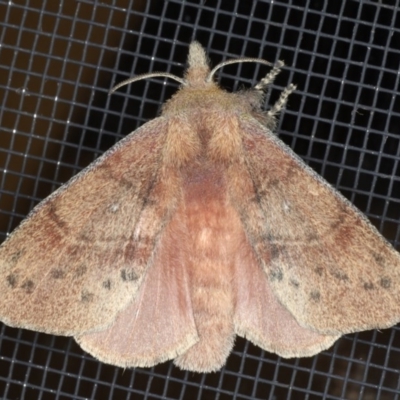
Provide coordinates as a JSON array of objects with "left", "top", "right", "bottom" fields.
[{"left": 1, "top": 42, "right": 400, "bottom": 373}]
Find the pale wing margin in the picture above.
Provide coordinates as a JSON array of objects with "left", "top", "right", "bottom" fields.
[
  {"left": 0, "top": 117, "right": 175, "bottom": 336},
  {"left": 237, "top": 117, "right": 400, "bottom": 336}
]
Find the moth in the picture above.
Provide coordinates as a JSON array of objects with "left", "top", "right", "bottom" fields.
[{"left": 0, "top": 42, "right": 400, "bottom": 373}]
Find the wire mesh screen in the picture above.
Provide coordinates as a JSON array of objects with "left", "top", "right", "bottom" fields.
[{"left": 0, "top": 0, "right": 400, "bottom": 399}]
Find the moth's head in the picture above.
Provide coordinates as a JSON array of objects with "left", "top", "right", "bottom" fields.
[
  {"left": 109, "top": 41, "right": 282, "bottom": 108},
  {"left": 184, "top": 41, "right": 213, "bottom": 89}
]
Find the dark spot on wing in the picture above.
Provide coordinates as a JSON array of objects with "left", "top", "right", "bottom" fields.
[
  {"left": 51, "top": 269, "right": 65, "bottom": 279},
  {"left": 81, "top": 290, "right": 94, "bottom": 302},
  {"left": 268, "top": 179, "right": 279, "bottom": 187},
  {"left": 314, "top": 267, "right": 323, "bottom": 276},
  {"left": 98, "top": 163, "right": 134, "bottom": 190},
  {"left": 269, "top": 268, "right": 283, "bottom": 282},
  {"left": 290, "top": 279, "right": 299, "bottom": 288},
  {"left": 310, "top": 291, "right": 320, "bottom": 301},
  {"left": 79, "top": 232, "right": 92, "bottom": 242},
  {"left": 264, "top": 233, "right": 275, "bottom": 242},
  {"left": 6, "top": 274, "right": 18, "bottom": 288},
  {"left": 380, "top": 277, "right": 391, "bottom": 289},
  {"left": 75, "top": 264, "right": 87, "bottom": 278},
  {"left": 47, "top": 203, "right": 67, "bottom": 230},
  {"left": 330, "top": 215, "right": 345, "bottom": 229},
  {"left": 364, "top": 282, "right": 374, "bottom": 290},
  {"left": 10, "top": 250, "right": 24, "bottom": 264},
  {"left": 372, "top": 252, "right": 385, "bottom": 267},
  {"left": 332, "top": 271, "right": 348, "bottom": 281},
  {"left": 249, "top": 194, "right": 259, "bottom": 203},
  {"left": 306, "top": 232, "right": 318, "bottom": 241},
  {"left": 103, "top": 280, "right": 112, "bottom": 290},
  {"left": 121, "top": 269, "right": 139, "bottom": 282},
  {"left": 67, "top": 244, "right": 80, "bottom": 257},
  {"left": 21, "top": 280, "right": 35, "bottom": 293},
  {"left": 270, "top": 244, "right": 280, "bottom": 260}
]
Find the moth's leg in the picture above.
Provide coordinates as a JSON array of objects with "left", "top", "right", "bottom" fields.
[
  {"left": 254, "top": 60, "right": 296, "bottom": 118},
  {"left": 255, "top": 60, "right": 285, "bottom": 90},
  {"left": 267, "top": 83, "right": 297, "bottom": 118}
]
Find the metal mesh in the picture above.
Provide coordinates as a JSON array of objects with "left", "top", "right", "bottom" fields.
[{"left": 0, "top": 0, "right": 400, "bottom": 399}]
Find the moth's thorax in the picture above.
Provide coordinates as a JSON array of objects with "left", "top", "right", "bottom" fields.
[
  {"left": 161, "top": 83, "right": 267, "bottom": 169},
  {"left": 162, "top": 84, "right": 260, "bottom": 118},
  {"left": 162, "top": 107, "right": 245, "bottom": 169}
]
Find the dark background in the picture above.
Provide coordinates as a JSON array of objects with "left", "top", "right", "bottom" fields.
[{"left": 0, "top": 1, "right": 400, "bottom": 399}]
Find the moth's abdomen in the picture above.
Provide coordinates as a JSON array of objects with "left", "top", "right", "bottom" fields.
[{"left": 174, "top": 164, "right": 237, "bottom": 372}]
